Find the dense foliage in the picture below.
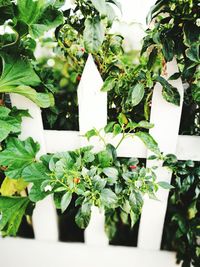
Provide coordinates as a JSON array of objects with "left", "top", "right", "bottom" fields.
[
  {"left": 162, "top": 156, "right": 200, "bottom": 267},
  {"left": 0, "top": 1, "right": 199, "bottom": 266}
]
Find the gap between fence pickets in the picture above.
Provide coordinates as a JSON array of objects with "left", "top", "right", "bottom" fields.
[
  {"left": 137, "top": 58, "right": 184, "bottom": 250},
  {"left": 9, "top": 94, "right": 58, "bottom": 241}
]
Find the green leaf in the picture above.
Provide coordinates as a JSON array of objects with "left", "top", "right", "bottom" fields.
[
  {"left": 103, "top": 167, "right": 118, "bottom": 179},
  {"left": 0, "top": 106, "right": 28, "bottom": 142},
  {"left": 100, "top": 188, "right": 117, "bottom": 207},
  {"left": 29, "top": 182, "right": 48, "bottom": 202},
  {"left": 101, "top": 77, "right": 116, "bottom": 92},
  {"left": 129, "top": 191, "right": 143, "bottom": 213},
  {"left": 161, "top": 38, "right": 174, "bottom": 62},
  {"left": 192, "top": 83, "right": 200, "bottom": 102},
  {"left": 97, "top": 150, "right": 113, "bottom": 167},
  {"left": 158, "top": 181, "right": 174, "bottom": 190},
  {"left": 16, "top": 0, "right": 63, "bottom": 38},
  {"left": 75, "top": 203, "right": 91, "bottom": 229},
  {"left": 168, "top": 72, "right": 181, "bottom": 80},
  {"left": 0, "top": 53, "right": 54, "bottom": 107},
  {"left": 156, "top": 76, "right": 180, "bottom": 106},
  {"left": 131, "top": 83, "right": 145, "bottom": 107},
  {"left": 22, "top": 162, "right": 50, "bottom": 182},
  {"left": 118, "top": 113, "right": 128, "bottom": 125},
  {"left": 0, "top": 137, "right": 40, "bottom": 179},
  {"left": 91, "top": 0, "right": 107, "bottom": 16},
  {"left": 147, "top": 47, "right": 158, "bottom": 70},
  {"left": 0, "top": 53, "right": 40, "bottom": 87},
  {"left": 0, "top": 177, "right": 28, "bottom": 196},
  {"left": 83, "top": 17, "right": 105, "bottom": 53},
  {"left": 186, "top": 44, "right": 200, "bottom": 63},
  {"left": 13, "top": 86, "right": 55, "bottom": 108},
  {"left": 104, "top": 121, "right": 115, "bottom": 133},
  {"left": 61, "top": 191, "right": 72, "bottom": 213},
  {"left": 113, "top": 123, "right": 121, "bottom": 136},
  {"left": 135, "top": 131, "right": 160, "bottom": 155},
  {"left": 138, "top": 120, "right": 154, "bottom": 129},
  {"left": 0, "top": 196, "right": 30, "bottom": 236},
  {"left": 0, "top": 1, "right": 14, "bottom": 25},
  {"left": 85, "top": 129, "right": 97, "bottom": 140}
]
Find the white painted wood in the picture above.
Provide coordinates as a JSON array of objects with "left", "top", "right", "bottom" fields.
[
  {"left": 138, "top": 59, "right": 184, "bottom": 250},
  {"left": 44, "top": 130, "right": 80, "bottom": 152},
  {"left": 44, "top": 130, "right": 200, "bottom": 161},
  {"left": 85, "top": 206, "right": 109, "bottom": 245},
  {"left": 176, "top": 135, "right": 200, "bottom": 161},
  {"left": 77, "top": 54, "right": 107, "bottom": 149},
  {"left": 0, "top": 238, "right": 180, "bottom": 267},
  {"left": 77, "top": 54, "right": 108, "bottom": 245},
  {"left": 10, "top": 94, "right": 58, "bottom": 241}
]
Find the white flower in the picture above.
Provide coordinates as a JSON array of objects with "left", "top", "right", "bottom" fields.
[
  {"left": 196, "top": 18, "right": 200, "bottom": 27},
  {"left": 44, "top": 185, "right": 52, "bottom": 192}
]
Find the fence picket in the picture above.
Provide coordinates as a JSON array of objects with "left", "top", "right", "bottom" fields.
[
  {"left": 137, "top": 59, "right": 184, "bottom": 250},
  {"left": 77, "top": 54, "right": 108, "bottom": 245},
  {"left": 10, "top": 94, "right": 58, "bottom": 241}
]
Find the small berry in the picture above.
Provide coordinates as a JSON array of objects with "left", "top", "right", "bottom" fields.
[
  {"left": 130, "top": 165, "right": 137, "bottom": 170},
  {"left": 73, "top": 177, "right": 80, "bottom": 184},
  {"left": 77, "top": 75, "right": 81, "bottom": 81}
]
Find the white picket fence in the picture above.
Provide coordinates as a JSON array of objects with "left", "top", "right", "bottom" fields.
[{"left": 0, "top": 55, "right": 200, "bottom": 267}]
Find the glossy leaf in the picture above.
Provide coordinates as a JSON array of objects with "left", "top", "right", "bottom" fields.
[
  {"left": 0, "top": 196, "right": 30, "bottom": 236},
  {"left": 83, "top": 17, "right": 105, "bottom": 53},
  {"left": 131, "top": 83, "right": 145, "bottom": 107},
  {"left": 0, "top": 137, "right": 40, "bottom": 179}
]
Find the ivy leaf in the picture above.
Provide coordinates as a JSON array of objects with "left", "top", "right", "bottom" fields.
[
  {"left": 131, "top": 83, "right": 145, "bottom": 107},
  {"left": 0, "top": 196, "right": 30, "bottom": 236},
  {"left": 135, "top": 131, "right": 160, "bottom": 155},
  {"left": 0, "top": 1, "right": 14, "bottom": 25},
  {"left": 156, "top": 76, "right": 180, "bottom": 106},
  {"left": 22, "top": 162, "right": 50, "bottom": 183},
  {"left": 83, "top": 17, "right": 105, "bottom": 53},
  {"left": 16, "top": 0, "right": 64, "bottom": 38},
  {"left": 75, "top": 203, "right": 91, "bottom": 229},
  {"left": 0, "top": 106, "right": 30, "bottom": 142},
  {"left": 61, "top": 191, "right": 72, "bottom": 213},
  {"left": 0, "top": 53, "right": 54, "bottom": 107},
  {"left": 158, "top": 181, "right": 174, "bottom": 190},
  {"left": 0, "top": 137, "right": 40, "bottom": 179}
]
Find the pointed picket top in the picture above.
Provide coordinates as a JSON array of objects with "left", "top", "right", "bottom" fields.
[
  {"left": 10, "top": 94, "right": 58, "bottom": 242},
  {"left": 77, "top": 54, "right": 107, "bottom": 137},
  {"left": 138, "top": 58, "right": 184, "bottom": 250},
  {"left": 77, "top": 55, "right": 108, "bottom": 245}
]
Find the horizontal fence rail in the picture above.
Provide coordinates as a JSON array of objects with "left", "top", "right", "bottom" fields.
[{"left": 43, "top": 130, "right": 200, "bottom": 161}]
